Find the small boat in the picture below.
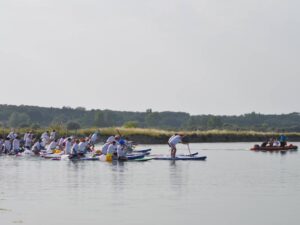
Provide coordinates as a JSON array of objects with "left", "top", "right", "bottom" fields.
[{"left": 250, "top": 144, "right": 298, "bottom": 152}]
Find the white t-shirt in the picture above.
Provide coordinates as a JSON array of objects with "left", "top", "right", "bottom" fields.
[
  {"left": 71, "top": 143, "right": 79, "bottom": 154},
  {"left": 50, "top": 132, "right": 56, "bottom": 140},
  {"left": 4, "top": 140, "right": 11, "bottom": 150},
  {"left": 7, "top": 132, "right": 16, "bottom": 140},
  {"left": 47, "top": 141, "right": 57, "bottom": 153},
  {"left": 12, "top": 139, "right": 20, "bottom": 150},
  {"left": 32, "top": 142, "right": 41, "bottom": 151},
  {"left": 117, "top": 145, "right": 126, "bottom": 157},
  {"left": 24, "top": 133, "right": 29, "bottom": 141},
  {"left": 107, "top": 144, "right": 117, "bottom": 154},
  {"left": 106, "top": 136, "right": 115, "bottom": 143},
  {"left": 78, "top": 142, "right": 87, "bottom": 153},
  {"left": 101, "top": 142, "right": 110, "bottom": 155},
  {"left": 169, "top": 135, "right": 182, "bottom": 146},
  {"left": 25, "top": 137, "right": 32, "bottom": 147},
  {"left": 58, "top": 138, "right": 65, "bottom": 146},
  {"left": 168, "top": 135, "right": 176, "bottom": 144},
  {"left": 65, "top": 141, "right": 72, "bottom": 154}
]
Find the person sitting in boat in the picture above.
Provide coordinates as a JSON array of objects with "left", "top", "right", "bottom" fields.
[
  {"left": 24, "top": 134, "right": 33, "bottom": 149},
  {"left": 101, "top": 142, "right": 110, "bottom": 155},
  {"left": 261, "top": 139, "right": 268, "bottom": 147},
  {"left": 50, "top": 130, "right": 56, "bottom": 141},
  {"left": 168, "top": 134, "right": 186, "bottom": 158},
  {"left": 106, "top": 135, "right": 120, "bottom": 144},
  {"left": 41, "top": 131, "right": 50, "bottom": 146},
  {"left": 32, "top": 139, "right": 42, "bottom": 155},
  {"left": 64, "top": 138, "right": 72, "bottom": 155},
  {"left": 279, "top": 134, "right": 287, "bottom": 147},
  {"left": 107, "top": 141, "right": 118, "bottom": 160},
  {"left": 0, "top": 136, "right": 4, "bottom": 154},
  {"left": 47, "top": 139, "right": 58, "bottom": 154},
  {"left": 11, "top": 136, "right": 21, "bottom": 155},
  {"left": 7, "top": 130, "right": 17, "bottom": 140},
  {"left": 117, "top": 140, "right": 128, "bottom": 161},
  {"left": 3, "top": 137, "right": 12, "bottom": 154},
  {"left": 89, "top": 131, "right": 99, "bottom": 148},
  {"left": 69, "top": 139, "right": 80, "bottom": 159},
  {"left": 273, "top": 139, "right": 280, "bottom": 147},
  {"left": 78, "top": 138, "right": 88, "bottom": 156},
  {"left": 268, "top": 137, "right": 275, "bottom": 147}
]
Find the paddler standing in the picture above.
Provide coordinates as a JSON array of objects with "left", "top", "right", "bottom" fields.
[{"left": 168, "top": 134, "right": 186, "bottom": 158}]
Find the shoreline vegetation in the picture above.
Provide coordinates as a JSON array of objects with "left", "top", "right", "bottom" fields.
[{"left": 2, "top": 127, "right": 300, "bottom": 144}]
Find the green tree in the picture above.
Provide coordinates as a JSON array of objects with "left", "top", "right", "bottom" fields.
[
  {"left": 94, "top": 111, "right": 106, "bottom": 127},
  {"left": 8, "top": 112, "right": 30, "bottom": 128},
  {"left": 67, "top": 121, "right": 81, "bottom": 130}
]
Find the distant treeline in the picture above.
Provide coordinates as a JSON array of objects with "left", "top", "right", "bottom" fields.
[{"left": 0, "top": 104, "right": 300, "bottom": 132}]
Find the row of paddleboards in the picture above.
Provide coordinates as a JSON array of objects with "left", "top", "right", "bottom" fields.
[
  {"left": 12, "top": 148, "right": 207, "bottom": 161},
  {"left": 40, "top": 149, "right": 207, "bottom": 161}
]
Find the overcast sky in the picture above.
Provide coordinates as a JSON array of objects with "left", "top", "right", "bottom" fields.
[{"left": 0, "top": 0, "right": 299, "bottom": 115}]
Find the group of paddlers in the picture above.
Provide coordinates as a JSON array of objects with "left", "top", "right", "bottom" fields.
[
  {"left": 260, "top": 134, "right": 288, "bottom": 147},
  {"left": 0, "top": 129, "right": 189, "bottom": 159},
  {"left": 0, "top": 129, "right": 139, "bottom": 160}
]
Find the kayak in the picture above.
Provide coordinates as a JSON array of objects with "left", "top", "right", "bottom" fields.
[
  {"left": 250, "top": 145, "right": 298, "bottom": 151},
  {"left": 153, "top": 155, "right": 207, "bottom": 161}
]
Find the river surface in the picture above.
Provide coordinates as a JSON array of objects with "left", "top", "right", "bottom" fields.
[{"left": 1, "top": 142, "right": 300, "bottom": 225}]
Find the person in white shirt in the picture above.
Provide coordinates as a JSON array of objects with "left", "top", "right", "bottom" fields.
[
  {"left": 64, "top": 138, "right": 72, "bottom": 155},
  {"left": 23, "top": 132, "right": 30, "bottom": 142},
  {"left": 107, "top": 141, "right": 117, "bottom": 157},
  {"left": 25, "top": 135, "right": 32, "bottom": 149},
  {"left": 90, "top": 132, "right": 99, "bottom": 144},
  {"left": 3, "top": 138, "right": 12, "bottom": 154},
  {"left": 168, "top": 134, "right": 185, "bottom": 158},
  {"left": 106, "top": 135, "right": 120, "bottom": 144},
  {"left": 78, "top": 139, "right": 88, "bottom": 155},
  {"left": 58, "top": 137, "right": 65, "bottom": 150},
  {"left": 41, "top": 131, "right": 50, "bottom": 146},
  {"left": 117, "top": 140, "right": 127, "bottom": 160},
  {"left": 50, "top": 130, "right": 56, "bottom": 141},
  {"left": 47, "top": 140, "right": 58, "bottom": 154},
  {"left": 0, "top": 137, "right": 4, "bottom": 154},
  {"left": 70, "top": 140, "right": 80, "bottom": 158},
  {"left": 7, "top": 130, "right": 17, "bottom": 140},
  {"left": 12, "top": 136, "right": 20, "bottom": 154},
  {"left": 32, "top": 139, "right": 42, "bottom": 155},
  {"left": 101, "top": 142, "right": 110, "bottom": 155}
]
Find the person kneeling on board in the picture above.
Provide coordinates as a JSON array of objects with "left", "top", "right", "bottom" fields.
[{"left": 117, "top": 140, "right": 128, "bottom": 161}]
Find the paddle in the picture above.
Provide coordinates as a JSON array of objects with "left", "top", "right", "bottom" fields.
[
  {"left": 187, "top": 143, "right": 193, "bottom": 156},
  {"left": 116, "top": 128, "right": 122, "bottom": 137}
]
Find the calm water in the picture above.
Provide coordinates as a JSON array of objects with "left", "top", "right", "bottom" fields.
[{"left": 1, "top": 142, "right": 300, "bottom": 225}]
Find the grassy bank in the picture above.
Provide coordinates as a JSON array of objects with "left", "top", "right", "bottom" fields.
[{"left": 1, "top": 127, "right": 300, "bottom": 144}]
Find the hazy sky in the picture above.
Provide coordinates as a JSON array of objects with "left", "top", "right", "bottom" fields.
[{"left": 0, "top": 0, "right": 299, "bottom": 115}]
